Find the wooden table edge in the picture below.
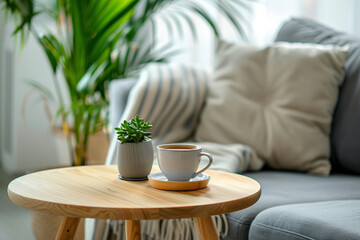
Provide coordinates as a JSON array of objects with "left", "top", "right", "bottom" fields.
[{"left": 8, "top": 183, "right": 261, "bottom": 220}]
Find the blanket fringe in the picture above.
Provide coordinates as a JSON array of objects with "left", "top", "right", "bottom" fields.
[{"left": 101, "top": 215, "right": 228, "bottom": 240}]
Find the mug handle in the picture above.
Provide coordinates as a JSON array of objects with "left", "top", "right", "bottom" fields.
[{"left": 193, "top": 152, "right": 213, "bottom": 177}]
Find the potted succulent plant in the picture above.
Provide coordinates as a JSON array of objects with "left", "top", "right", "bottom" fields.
[{"left": 115, "top": 115, "right": 153, "bottom": 180}]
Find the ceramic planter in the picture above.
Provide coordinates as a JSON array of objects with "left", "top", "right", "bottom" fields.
[{"left": 116, "top": 139, "right": 154, "bottom": 180}]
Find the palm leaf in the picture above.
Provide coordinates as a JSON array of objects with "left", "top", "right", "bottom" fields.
[
  {"left": 167, "top": 11, "right": 184, "bottom": 39},
  {"left": 27, "top": 80, "right": 55, "bottom": 102},
  {"left": 160, "top": 14, "right": 175, "bottom": 42},
  {"left": 213, "top": 0, "right": 248, "bottom": 39},
  {"left": 175, "top": 10, "right": 198, "bottom": 42},
  {"left": 172, "top": 1, "right": 219, "bottom": 36}
]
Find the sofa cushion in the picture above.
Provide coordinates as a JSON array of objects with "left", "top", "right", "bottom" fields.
[
  {"left": 249, "top": 200, "right": 360, "bottom": 240},
  {"left": 275, "top": 18, "right": 360, "bottom": 174},
  {"left": 195, "top": 39, "right": 348, "bottom": 175},
  {"left": 224, "top": 171, "right": 360, "bottom": 240}
]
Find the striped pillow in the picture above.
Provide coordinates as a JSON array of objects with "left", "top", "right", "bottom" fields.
[{"left": 120, "top": 62, "right": 210, "bottom": 146}]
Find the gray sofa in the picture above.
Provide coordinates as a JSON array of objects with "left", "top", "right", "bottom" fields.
[
  {"left": 225, "top": 18, "right": 360, "bottom": 240},
  {"left": 110, "top": 18, "right": 360, "bottom": 240}
]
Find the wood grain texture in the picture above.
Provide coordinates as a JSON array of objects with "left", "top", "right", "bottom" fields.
[
  {"left": 126, "top": 220, "right": 141, "bottom": 240},
  {"left": 55, "top": 216, "right": 80, "bottom": 240},
  {"left": 7, "top": 165, "right": 261, "bottom": 220},
  {"left": 194, "top": 217, "right": 219, "bottom": 240}
]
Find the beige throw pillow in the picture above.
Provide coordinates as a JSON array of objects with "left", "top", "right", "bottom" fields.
[{"left": 195, "top": 39, "right": 348, "bottom": 175}]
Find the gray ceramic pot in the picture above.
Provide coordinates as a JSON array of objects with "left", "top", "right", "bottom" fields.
[{"left": 116, "top": 139, "right": 154, "bottom": 180}]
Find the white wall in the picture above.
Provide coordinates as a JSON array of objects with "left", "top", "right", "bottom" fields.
[
  {"left": 0, "top": 10, "right": 4, "bottom": 168},
  {"left": 0, "top": 15, "right": 70, "bottom": 173}
]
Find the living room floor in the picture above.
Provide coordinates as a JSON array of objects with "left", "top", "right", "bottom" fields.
[{"left": 0, "top": 167, "right": 35, "bottom": 240}]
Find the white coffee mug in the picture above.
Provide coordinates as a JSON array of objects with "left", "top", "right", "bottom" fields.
[{"left": 157, "top": 144, "right": 213, "bottom": 182}]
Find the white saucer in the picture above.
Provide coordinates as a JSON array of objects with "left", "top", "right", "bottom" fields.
[
  {"left": 148, "top": 172, "right": 210, "bottom": 182},
  {"left": 148, "top": 172, "right": 210, "bottom": 191}
]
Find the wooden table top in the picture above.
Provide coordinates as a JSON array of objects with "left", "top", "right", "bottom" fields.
[{"left": 8, "top": 165, "right": 261, "bottom": 220}]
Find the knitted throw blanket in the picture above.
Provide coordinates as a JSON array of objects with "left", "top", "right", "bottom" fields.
[{"left": 86, "top": 63, "right": 263, "bottom": 240}]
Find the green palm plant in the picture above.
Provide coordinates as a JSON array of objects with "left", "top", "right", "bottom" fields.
[{"left": 1, "top": 0, "right": 252, "bottom": 166}]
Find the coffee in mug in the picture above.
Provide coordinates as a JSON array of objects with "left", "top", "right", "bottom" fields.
[{"left": 157, "top": 144, "right": 213, "bottom": 182}]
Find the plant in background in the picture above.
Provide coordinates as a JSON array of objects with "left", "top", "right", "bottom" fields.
[
  {"left": 115, "top": 115, "right": 152, "bottom": 143},
  {"left": 1, "top": 0, "right": 251, "bottom": 166}
]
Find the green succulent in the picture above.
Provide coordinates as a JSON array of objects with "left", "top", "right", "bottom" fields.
[{"left": 115, "top": 115, "right": 152, "bottom": 144}]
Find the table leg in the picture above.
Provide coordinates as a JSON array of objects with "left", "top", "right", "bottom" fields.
[
  {"left": 126, "top": 220, "right": 141, "bottom": 240},
  {"left": 194, "top": 216, "right": 219, "bottom": 240},
  {"left": 55, "top": 216, "right": 81, "bottom": 240}
]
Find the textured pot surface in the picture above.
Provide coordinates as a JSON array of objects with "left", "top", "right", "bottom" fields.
[{"left": 116, "top": 139, "right": 154, "bottom": 179}]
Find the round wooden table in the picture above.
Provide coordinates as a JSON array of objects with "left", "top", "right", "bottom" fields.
[{"left": 8, "top": 165, "right": 261, "bottom": 240}]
